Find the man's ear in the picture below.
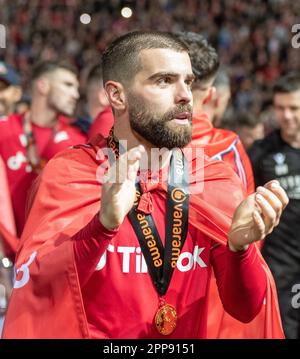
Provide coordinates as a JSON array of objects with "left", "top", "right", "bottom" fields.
[
  {"left": 203, "top": 86, "right": 216, "bottom": 105},
  {"left": 35, "top": 78, "right": 50, "bottom": 96},
  {"left": 105, "top": 81, "right": 126, "bottom": 111},
  {"left": 12, "top": 86, "right": 22, "bottom": 103}
]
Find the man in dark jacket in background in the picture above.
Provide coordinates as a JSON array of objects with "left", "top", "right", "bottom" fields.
[{"left": 248, "top": 72, "right": 300, "bottom": 339}]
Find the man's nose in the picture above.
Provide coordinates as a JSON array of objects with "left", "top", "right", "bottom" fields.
[
  {"left": 72, "top": 86, "right": 80, "bottom": 100},
  {"left": 175, "top": 81, "right": 192, "bottom": 105},
  {"left": 283, "top": 108, "right": 293, "bottom": 120}
]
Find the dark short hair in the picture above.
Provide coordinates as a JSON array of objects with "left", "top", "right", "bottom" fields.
[
  {"left": 235, "top": 111, "right": 261, "bottom": 129},
  {"left": 87, "top": 62, "right": 103, "bottom": 88},
  {"left": 31, "top": 60, "right": 78, "bottom": 81},
  {"left": 102, "top": 31, "right": 188, "bottom": 86},
  {"left": 175, "top": 31, "right": 219, "bottom": 84},
  {"left": 213, "top": 68, "right": 230, "bottom": 89},
  {"left": 273, "top": 72, "right": 300, "bottom": 95}
]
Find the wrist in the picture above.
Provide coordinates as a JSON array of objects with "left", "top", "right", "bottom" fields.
[
  {"left": 227, "top": 240, "right": 249, "bottom": 252},
  {"left": 99, "top": 211, "right": 120, "bottom": 231}
]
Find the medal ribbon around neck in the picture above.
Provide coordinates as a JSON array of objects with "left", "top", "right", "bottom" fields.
[
  {"left": 106, "top": 128, "right": 190, "bottom": 296},
  {"left": 22, "top": 112, "right": 57, "bottom": 174}
]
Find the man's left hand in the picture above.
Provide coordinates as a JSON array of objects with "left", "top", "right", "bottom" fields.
[{"left": 228, "top": 180, "right": 289, "bottom": 252}]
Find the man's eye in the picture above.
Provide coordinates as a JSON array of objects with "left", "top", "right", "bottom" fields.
[
  {"left": 291, "top": 107, "right": 300, "bottom": 112},
  {"left": 157, "top": 77, "right": 171, "bottom": 85},
  {"left": 185, "top": 79, "right": 194, "bottom": 87}
]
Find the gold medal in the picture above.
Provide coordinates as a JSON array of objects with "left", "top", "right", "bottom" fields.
[{"left": 155, "top": 303, "right": 177, "bottom": 335}]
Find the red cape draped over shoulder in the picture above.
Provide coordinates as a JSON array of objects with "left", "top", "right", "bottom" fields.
[
  {"left": 2, "top": 135, "right": 283, "bottom": 338},
  {"left": 192, "top": 114, "right": 254, "bottom": 195},
  {"left": 192, "top": 115, "right": 269, "bottom": 337}
]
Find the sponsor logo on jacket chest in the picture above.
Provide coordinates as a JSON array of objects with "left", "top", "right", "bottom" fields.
[{"left": 95, "top": 245, "right": 207, "bottom": 274}]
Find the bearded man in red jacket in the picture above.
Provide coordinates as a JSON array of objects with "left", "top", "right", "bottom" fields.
[{"left": 3, "top": 31, "right": 288, "bottom": 339}]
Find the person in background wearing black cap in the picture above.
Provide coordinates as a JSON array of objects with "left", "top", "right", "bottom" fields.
[{"left": 0, "top": 62, "right": 22, "bottom": 116}]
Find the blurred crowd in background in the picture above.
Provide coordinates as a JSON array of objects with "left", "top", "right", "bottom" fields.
[{"left": 0, "top": 0, "right": 300, "bottom": 123}]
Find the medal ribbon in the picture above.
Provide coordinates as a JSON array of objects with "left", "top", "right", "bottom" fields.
[
  {"left": 22, "top": 112, "right": 56, "bottom": 174},
  {"left": 107, "top": 129, "right": 189, "bottom": 295}
]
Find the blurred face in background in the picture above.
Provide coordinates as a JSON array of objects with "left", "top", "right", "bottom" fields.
[
  {"left": 191, "top": 78, "right": 214, "bottom": 118},
  {"left": 212, "top": 86, "right": 231, "bottom": 127},
  {"left": 274, "top": 90, "right": 300, "bottom": 140},
  {"left": 46, "top": 68, "right": 79, "bottom": 117},
  {"left": 197, "top": 82, "right": 231, "bottom": 126},
  {"left": 15, "top": 100, "right": 30, "bottom": 115},
  {"left": 0, "top": 80, "right": 22, "bottom": 115},
  {"left": 236, "top": 123, "right": 265, "bottom": 150},
  {"left": 0, "top": 99, "right": 8, "bottom": 116}
]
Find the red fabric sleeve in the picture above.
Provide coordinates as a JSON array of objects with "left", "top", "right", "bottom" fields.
[
  {"left": 73, "top": 214, "right": 118, "bottom": 287},
  {"left": 211, "top": 243, "right": 267, "bottom": 323}
]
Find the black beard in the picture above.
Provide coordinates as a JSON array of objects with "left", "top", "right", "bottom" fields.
[{"left": 128, "top": 95, "right": 192, "bottom": 149}]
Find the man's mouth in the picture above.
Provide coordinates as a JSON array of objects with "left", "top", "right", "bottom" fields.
[{"left": 170, "top": 112, "right": 191, "bottom": 125}]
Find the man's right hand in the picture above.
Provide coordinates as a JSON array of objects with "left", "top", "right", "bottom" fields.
[{"left": 99, "top": 145, "right": 145, "bottom": 230}]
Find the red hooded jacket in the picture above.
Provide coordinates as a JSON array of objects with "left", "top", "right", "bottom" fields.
[{"left": 2, "top": 135, "right": 283, "bottom": 338}]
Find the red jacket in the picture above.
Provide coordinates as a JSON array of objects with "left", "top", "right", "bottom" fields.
[
  {"left": 88, "top": 107, "right": 114, "bottom": 140},
  {"left": 2, "top": 135, "right": 283, "bottom": 338},
  {"left": 192, "top": 114, "right": 254, "bottom": 194}
]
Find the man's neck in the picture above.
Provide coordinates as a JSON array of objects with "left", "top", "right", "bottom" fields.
[
  {"left": 192, "top": 96, "right": 204, "bottom": 119},
  {"left": 281, "top": 130, "right": 300, "bottom": 149},
  {"left": 201, "top": 104, "right": 214, "bottom": 123},
  {"left": 30, "top": 100, "right": 58, "bottom": 128}
]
